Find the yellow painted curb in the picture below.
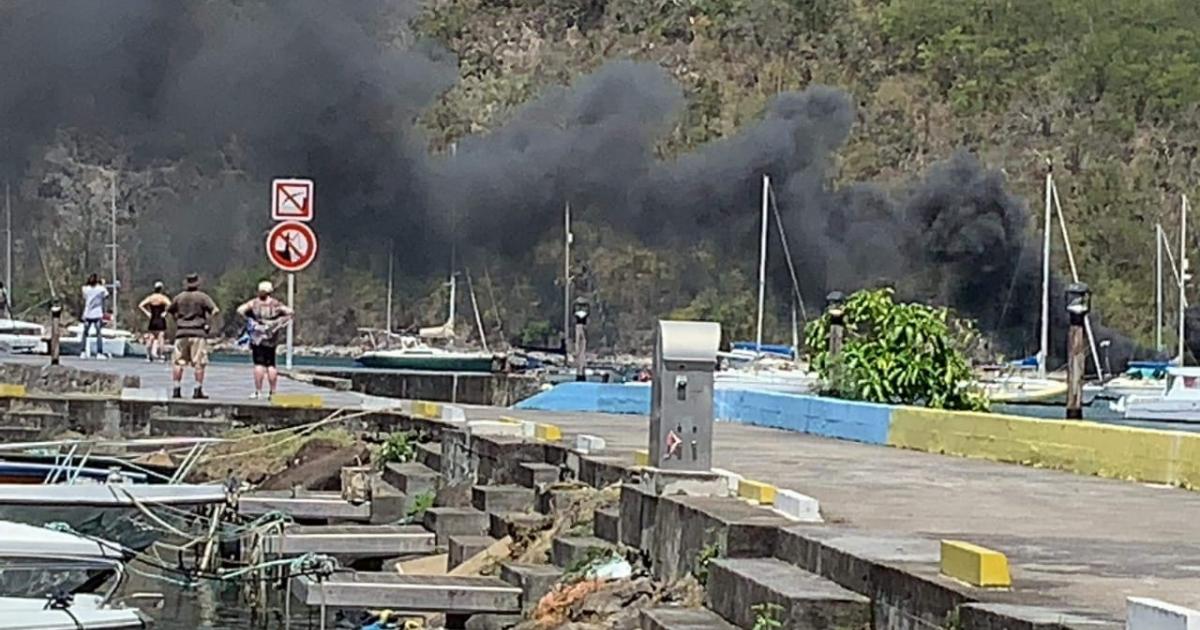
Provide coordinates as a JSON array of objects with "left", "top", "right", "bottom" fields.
[
  {"left": 0, "top": 384, "right": 27, "bottom": 398},
  {"left": 534, "top": 423, "right": 562, "bottom": 441},
  {"left": 633, "top": 450, "right": 649, "bottom": 467},
  {"left": 737, "top": 479, "right": 777, "bottom": 505},
  {"left": 412, "top": 400, "right": 443, "bottom": 419},
  {"left": 940, "top": 540, "right": 1011, "bottom": 588},
  {"left": 270, "top": 393, "right": 324, "bottom": 409}
]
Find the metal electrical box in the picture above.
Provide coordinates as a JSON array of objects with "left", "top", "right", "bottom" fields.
[{"left": 648, "top": 320, "right": 721, "bottom": 471}]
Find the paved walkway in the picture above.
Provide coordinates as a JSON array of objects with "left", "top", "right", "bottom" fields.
[{"left": 471, "top": 406, "right": 1200, "bottom": 619}]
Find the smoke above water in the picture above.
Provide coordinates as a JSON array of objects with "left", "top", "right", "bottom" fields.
[{"left": 0, "top": 0, "right": 1144, "bottom": 363}]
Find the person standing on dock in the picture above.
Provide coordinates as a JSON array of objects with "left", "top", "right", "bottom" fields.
[
  {"left": 168, "top": 273, "right": 218, "bottom": 399},
  {"left": 138, "top": 281, "right": 171, "bottom": 363},
  {"left": 0, "top": 282, "right": 12, "bottom": 320},
  {"left": 236, "top": 280, "right": 293, "bottom": 400},
  {"left": 79, "top": 273, "right": 109, "bottom": 359}
]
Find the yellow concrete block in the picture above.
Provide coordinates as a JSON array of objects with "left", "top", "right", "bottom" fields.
[
  {"left": 534, "top": 423, "right": 562, "bottom": 441},
  {"left": 737, "top": 479, "right": 777, "bottom": 505},
  {"left": 270, "top": 393, "right": 323, "bottom": 409},
  {"left": 412, "top": 400, "right": 443, "bottom": 419},
  {"left": 0, "top": 384, "right": 27, "bottom": 398},
  {"left": 940, "top": 540, "right": 1011, "bottom": 588},
  {"left": 633, "top": 450, "right": 649, "bottom": 467}
]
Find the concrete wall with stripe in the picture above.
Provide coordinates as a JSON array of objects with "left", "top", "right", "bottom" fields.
[{"left": 516, "top": 382, "right": 1200, "bottom": 488}]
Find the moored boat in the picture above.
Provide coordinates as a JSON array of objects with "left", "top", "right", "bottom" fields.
[{"left": 1111, "top": 366, "right": 1200, "bottom": 422}]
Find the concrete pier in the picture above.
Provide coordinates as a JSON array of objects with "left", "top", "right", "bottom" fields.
[
  {"left": 238, "top": 491, "right": 372, "bottom": 522},
  {"left": 262, "top": 524, "right": 435, "bottom": 559}
]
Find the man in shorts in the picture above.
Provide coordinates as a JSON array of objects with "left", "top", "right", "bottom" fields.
[
  {"left": 236, "top": 280, "right": 293, "bottom": 400},
  {"left": 168, "top": 273, "right": 219, "bottom": 399}
]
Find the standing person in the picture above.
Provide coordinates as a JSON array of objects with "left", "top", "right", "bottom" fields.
[
  {"left": 79, "top": 273, "right": 109, "bottom": 359},
  {"left": 167, "top": 273, "right": 219, "bottom": 399},
  {"left": 0, "top": 281, "right": 11, "bottom": 320},
  {"left": 138, "top": 281, "right": 171, "bottom": 362},
  {"left": 236, "top": 280, "right": 293, "bottom": 400}
]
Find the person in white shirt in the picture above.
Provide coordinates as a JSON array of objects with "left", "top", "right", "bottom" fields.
[{"left": 80, "top": 273, "right": 109, "bottom": 358}]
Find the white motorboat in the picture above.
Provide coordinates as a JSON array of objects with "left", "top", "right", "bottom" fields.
[
  {"left": 0, "top": 521, "right": 128, "bottom": 600},
  {"left": 0, "top": 594, "right": 148, "bottom": 629},
  {"left": 0, "top": 319, "right": 46, "bottom": 354},
  {"left": 1111, "top": 366, "right": 1200, "bottom": 422},
  {"left": 1097, "top": 361, "right": 1170, "bottom": 400}
]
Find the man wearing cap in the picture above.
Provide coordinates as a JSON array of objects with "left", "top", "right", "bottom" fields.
[
  {"left": 168, "top": 273, "right": 219, "bottom": 399},
  {"left": 236, "top": 280, "right": 293, "bottom": 400}
]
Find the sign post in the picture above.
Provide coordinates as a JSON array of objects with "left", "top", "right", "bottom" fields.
[{"left": 266, "top": 218, "right": 317, "bottom": 372}]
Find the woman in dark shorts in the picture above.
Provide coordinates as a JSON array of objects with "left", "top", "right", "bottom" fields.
[
  {"left": 138, "top": 281, "right": 171, "bottom": 362},
  {"left": 237, "top": 281, "right": 293, "bottom": 400}
]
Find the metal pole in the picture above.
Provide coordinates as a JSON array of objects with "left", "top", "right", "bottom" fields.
[
  {"left": 286, "top": 273, "right": 295, "bottom": 369},
  {"left": 1180, "top": 194, "right": 1189, "bottom": 365},
  {"left": 1157, "top": 223, "right": 1164, "bottom": 353},
  {"left": 1049, "top": 179, "right": 1103, "bottom": 378},
  {"left": 1038, "top": 165, "right": 1052, "bottom": 377},
  {"left": 4, "top": 181, "right": 11, "bottom": 311},
  {"left": 755, "top": 174, "right": 770, "bottom": 353},
  {"left": 563, "top": 201, "right": 572, "bottom": 356}
]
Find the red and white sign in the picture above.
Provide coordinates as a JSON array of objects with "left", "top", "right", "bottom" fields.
[
  {"left": 267, "top": 221, "right": 318, "bottom": 272},
  {"left": 272, "top": 178, "right": 314, "bottom": 222},
  {"left": 665, "top": 430, "right": 682, "bottom": 458}
]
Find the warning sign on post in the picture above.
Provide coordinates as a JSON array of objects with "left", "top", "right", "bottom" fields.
[
  {"left": 272, "top": 178, "right": 314, "bottom": 222},
  {"left": 267, "top": 221, "right": 318, "bottom": 272}
]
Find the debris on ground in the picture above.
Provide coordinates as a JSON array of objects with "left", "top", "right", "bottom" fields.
[
  {"left": 193, "top": 427, "right": 360, "bottom": 484},
  {"left": 512, "top": 482, "right": 618, "bottom": 565}
]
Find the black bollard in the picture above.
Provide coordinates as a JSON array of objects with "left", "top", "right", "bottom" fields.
[
  {"left": 48, "top": 299, "right": 62, "bottom": 366},
  {"left": 1065, "top": 282, "right": 1091, "bottom": 420}
]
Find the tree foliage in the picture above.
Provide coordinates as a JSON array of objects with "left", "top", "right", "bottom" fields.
[{"left": 804, "top": 288, "right": 987, "bottom": 411}]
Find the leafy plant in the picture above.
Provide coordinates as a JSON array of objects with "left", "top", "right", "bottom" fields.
[
  {"left": 751, "top": 602, "right": 784, "bottom": 630},
  {"left": 378, "top": 431, "right": 417, "bottom": 467},
  {"left": 693, "top": 541, "right": 722, "bottom": 586},
  {"left": 405, "top": 490, "right": 435, "bottom": 520},
  {"left": 805, "top": 288, "right": 988, "bottom": 411}
]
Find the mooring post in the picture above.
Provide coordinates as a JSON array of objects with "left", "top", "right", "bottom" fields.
[
  {"left": 49, "top": 298, "right": 62, "bottom": 366},
  {"left": 826, "top": 291, "right": 846, "bottom": 358},
  {"left": 573, "top": 296, "right": 589, "bottom": 382},
  {"left": 1065, "top": 282, "right": 1091, "bottom": 420}
]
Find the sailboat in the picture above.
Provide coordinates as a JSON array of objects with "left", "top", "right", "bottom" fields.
[
  {"left": 356, "top": 272, "right": 500, "bottom": 372},
  {"left": 982, "top": 166, "right": 1102, "bottom": 404}
]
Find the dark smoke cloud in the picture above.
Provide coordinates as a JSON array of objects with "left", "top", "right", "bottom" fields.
[{"left": 0, "top": 0, "right": 1150, "bottom": 364}]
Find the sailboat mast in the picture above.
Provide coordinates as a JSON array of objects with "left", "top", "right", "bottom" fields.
[
  {"left": 755, "top": 175, "right": 770, "bottom": 353},
  {"left": 448, "top": 272, "right": 457, "bottom": 333},
  {"left": 564, "top": 201, "right": 572, "bottom": 354},
  {"left": 1179, "top": 194, "right": 1189, "bottom": 365},
  {"left": 110, "top": 172, "right": 118, "bottom": 330},
  {"left": 1038, "top": 166, "right": 1052, "bottom": 377},
  {"left": 386, "top": 241, "right": 394, "bottom": 334},
  {"left": 4, "top": 181, "right": 10, "bottom": 310},
  {"left": 1157, "top": 223, "right": 1164, "bottom": 353}
]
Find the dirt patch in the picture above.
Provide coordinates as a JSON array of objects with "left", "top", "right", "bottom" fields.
[{"left": 192, "top": 427, "right": 360, "bottom": 484}]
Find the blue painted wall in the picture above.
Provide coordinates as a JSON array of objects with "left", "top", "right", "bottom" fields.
[{"left": 516, "top": 382, "right": 893, "bottom": 445}]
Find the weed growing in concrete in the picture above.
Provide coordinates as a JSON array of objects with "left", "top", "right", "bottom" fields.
[
  {"left": 751, "top": 603, "right": 783, "bottom": 630},
  {"left": 378, "top": 431, "right": 417, "bottom": 466},
  {"left": 693, "top": 541, "right": 722, "bottom": 586},
  {"left": 405, "top": 490, "right": 435, "bottom": 520}
]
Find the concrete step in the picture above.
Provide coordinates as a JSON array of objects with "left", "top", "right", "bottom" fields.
[
  {"left": 499, "top": 562, "right": 563, "bottom": 613},
  {"left": 640, "top": 607, "right": 741, "bottom": 630},
  {"left": 382, "top": 461, "right": 440, "bottom": 496},
  {"left": 263, "top": 524, "right": 435, "bottom": 559},
  {"left": 0, "top": 409, "right": 62, "bottom": 429},
  {"left": 449, "top": 535, "right": 498, "bottom": 571},
  {"left": 516, "top": 462, "right": 559, "bottom": 488},
  {"left": 535, "top": 484, "right": 593, "bottom": 514},
  {"left": 148, "top": 415, "right": 231, "bottom": 438},
  {"left": 8, "top": 398, "right": 69, "bottom": 414},
  {"left": 369, "top": 476, "right": 408, "bottom": 524},
  {"left": 290, "top": 572, "right": 520, "bottom": 614},
  {"left": 706, "top": 558, "right": 870, "bottom": 630},
  {"left": 488, "top": 511, "right": 552, "bottom": 540},
  {"left": 594, "top": 506, "right": 620, "bottom": 544},
  {"left": 0, "top": 427, "right": 44, "bottom": 441},
  {"left": 423, "top": 507, "right": 490, "bottom": 545},
  {"left": 417, "top": 441, "right": 442, "bottom": 471},
  {"left": 472, "top": 485, "right": 535, "bottom": 514},
  {"left": 551, "top": 535, "right": 616, "bottom": 570},
  {"left": 239, "top": 491, "right": 372, "bottom": 522}
]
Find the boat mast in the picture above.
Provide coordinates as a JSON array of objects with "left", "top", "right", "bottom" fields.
[
  {"left": 4, "top": 181, "right": 10, "bottom": 311},
  {"left": 467, "top": 270, "right": 489, "bottom": 353},
  {"left": 1049, "top": 177, "right": 1104, "bottom": 377},
  {"left": 386, "top": 240, "right": 394, "bottom": 334},
  {"left": 448, "top": 272, "right": 457, "bottom": 334},
  {"left": 755, "top": 174, "right": 770, "bottom": 354},
  {"left": 109, "top": 172, "right": 118, "bottom": 330},
  {"left": 563, "top": 201, "right": 572, "bottom": 355},
  {"left": 1179, "top": 194, "right": 1189, "bottom": 365},
  {"left": 1038, "top": 164, "right": 1052, "bottom": 378},
  {"left": 1157, "top": 223, "right": 1164, "bottom": 353}
]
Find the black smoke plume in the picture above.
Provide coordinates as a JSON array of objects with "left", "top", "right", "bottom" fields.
[{"left": 0, "top": 0, "right": 1148, "bottom": 364}]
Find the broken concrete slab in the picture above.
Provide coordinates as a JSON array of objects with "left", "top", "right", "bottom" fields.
[
  {"left": 499, "top": 562, "right": 564, "bottom": 613},
  {"left": 450, "top": 535, "right": 497, "bottom": 571},
  {"left": 535, "top": 484, "right": 595, "bottom": 515},
  {"left": 651, "top": 494, "right": 792, "bottom": 582},
  {"left": 578, "top": 454, "right": 633, "bottom": 488},
  {"left": 257, "top": 442, "right": 370, "bottom": 491},
  {"left": 263, "top": 524, "right": 434, "bottom": 559},
  {"left": 639, "top": 607, "right": 739, "bottom": 630},
  {"left": 369, "top": 476, "right": 408, "bottom": 524},
  {"left": 488, "top": 511, "right": 552, "bottom": 540},
  {"left": 706, "top": 558, "right": 870, "bottom": 630},
  {"left": 594, "top": 506, "right": 620, "bottom": 545},
  {"left": 517, "top": 462, "right": 560, "bottom": 488},
  {"left": 290, "top": 572, "right": 520, "bottom": 613},
  {"left": 416, "top": 441, "right": 443, "bottom": 472},
  {"left": 551, "top": 535, "right": 615, "bottom": 570},
  {"left": 239, "top": 491, "right": 372, "bottom": 522},
  {"left": 423, "top": 507, "right": 490, "bottom": 545},
  {"left": 472, "top": 485, "right": 535, "bottom": 514},
  {"left": 382, "top": 461, "right": 441, "bottom": 496}
]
